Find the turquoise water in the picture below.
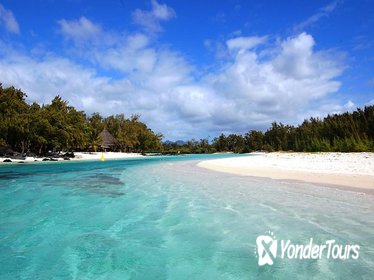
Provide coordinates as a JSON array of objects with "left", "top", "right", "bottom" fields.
[{"left": 0, "top": 155, "right": 373, "bottom": 279}]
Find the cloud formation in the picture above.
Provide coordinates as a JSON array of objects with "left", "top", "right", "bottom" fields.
[
  {"left": 58, "top": 17, "right": 102, "bottom": 43},
  {"left": 0, "top": 3, "right": 20, "bottom": 34},
  {"left": 207, "top": 33, "right": 343, "bottom": 129},
  {"left": 132, "top": 0, "right": 176, "bottom": 32},
  {"left": 294, "top": 0, "right": 340, "bottom": 32},
  {"left": 226, "top": 36, "right": 267, "bottom": 51},
  {"left": 0, "top": 20, "right": 346, "bottom": 140}
]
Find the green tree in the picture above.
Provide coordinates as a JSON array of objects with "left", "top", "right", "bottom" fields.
[
  {"left": 0, "top": 85, "right": 30, "bottom": 153},
  {"left": 244, "top": 130, "right": 264, "bottom": 151}
]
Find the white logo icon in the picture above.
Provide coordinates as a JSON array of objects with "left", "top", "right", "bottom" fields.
[
  {"left": 256, "top": 232, "right": 277, "bottom": 266},
  {"left": 255, "top": 232, "right": 360, "bottom": 266}
]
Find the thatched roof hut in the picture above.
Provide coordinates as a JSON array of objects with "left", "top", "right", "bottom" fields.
[{"left": 98, "top": 128, "right": 118, "bottom": 151}]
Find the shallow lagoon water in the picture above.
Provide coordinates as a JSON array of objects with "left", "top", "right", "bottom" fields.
[{"left": 0, "top": 155, "right": 373, "bottom": 279}]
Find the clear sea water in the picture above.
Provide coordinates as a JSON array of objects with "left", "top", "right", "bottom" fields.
[{"left": 0, "top": 154, "right": 373, "bottom": 279}]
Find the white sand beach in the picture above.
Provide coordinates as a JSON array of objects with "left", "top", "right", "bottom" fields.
[
  {"left": 198, "top": 153, "right": 374, "bottom": 191},
  {"left": 0, "top": 152, "right": 143, "bottom": 164},
  {"left": 73, "top": 152, "right": 142, "bottom": 161}
]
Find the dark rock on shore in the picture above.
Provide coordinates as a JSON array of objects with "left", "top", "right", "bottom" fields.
[
  {"left": 3, "top": 159, "right": 12, "bottom": 163},
  {"left": 42, "top": 157, "right": 59, "bottom": 161},
  {"left": 63, "top": 152, "right": 75, "bottom": 158},
  {"left": 1, "top": 148, "right": 76, "bottom": 160}
]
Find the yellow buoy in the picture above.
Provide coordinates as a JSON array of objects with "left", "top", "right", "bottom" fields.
[{"left": 100, "top": 153, "right": 105, "bottom": 161}]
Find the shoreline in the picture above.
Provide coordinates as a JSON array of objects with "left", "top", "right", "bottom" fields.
[
  {"left": 197, "top": 152, "right": 374, "bottom": 193},
  {"left": 0, "top": 152, "right": 143, "bottom": 164}
]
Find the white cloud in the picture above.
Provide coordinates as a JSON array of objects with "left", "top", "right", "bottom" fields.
[
  {"left": 58, "top": 17, "right": 102, "bottom": 43},
  {"left": 203, "top": 32, "right": 344, "bottom": 131},
  {"left": 321, "top": 1, "right": 339, "bottom": 13},
  {"left": 305, "top": 99, "right": 357, "bottom": 120},
  {"left": 204, "top": 39, "right": 229, "bottom": 60},
  {"left": 0, "top": 3, "right": 20, "bottom": 34},
  {"left": 132, "top": 0, "right": 176, "bottom": 33},
  {"left": 294, "top": 1, "right": 340, "bottom": 32},
  {"left": 344, "top": 100, "right": 355, "bottom": 110},
  {"left": 94, "top": 33, "right": 156, "bottom": 73},
  {"left": 273, "top": 32, "right": 317, "bottom": 79},
  {"left": 151, "top": 0, "right": 175, "bottom": 20},
  {"left": 0, "top": 52, "right": 113, "bottom": 109},
  {"left": 226, "top": 36, "right": 267, "bottom": 51},
  {"left": 0, "top": 18, "right": 350, "bottom": 139}
]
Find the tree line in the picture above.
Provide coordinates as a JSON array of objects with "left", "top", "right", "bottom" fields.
[
  {"left": 1, "top": 84, "right": 374, "bottom": 155},
  {"left": 210, "top": 106, "right": 374, "bottom": 153},
  {"left": 0, "top": 84, "right": 163, "bottom": 155},
  {"left": 164, "top": 106, "right": 374, "bottom": 153}
]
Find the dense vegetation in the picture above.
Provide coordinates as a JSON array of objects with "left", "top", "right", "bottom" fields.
[
  {"left": 1, "top": 84, "right": 374, "bottom": 155},
  {"left": 164, "top": 107, "right": 374, "bottom": 153},
  {"left": 0, "top": 85, "right": 163, "bottom": 155}
]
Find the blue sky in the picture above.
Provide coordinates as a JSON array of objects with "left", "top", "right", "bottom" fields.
[{"left": 0, "top": 0, "right": 373, "bottom": 140}]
